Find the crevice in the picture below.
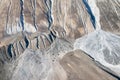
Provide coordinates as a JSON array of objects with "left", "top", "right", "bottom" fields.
[
  {"left": 13, "top": 43, "right": 19, "bottom": 56},
  {"left": 12, "top": 45, "right": 16, "bottom": 59},
  {"left": 82, "top": 0, "right": 96, "bottom": 29},
  {"left": 20, "top": 0, "right": 25, "bottom": 30},
  {"left": 40, "top": 35, "right": 46, "bottom": 48},
  {"left": 7, "top": 44, "right": 13, "bottom": 58},
  {"left": 44, "top": 34, "right": 52, "bottom": 44},
  {"left": 36, "top": 37, "right": 39, "bottom": 49},
  {"left": 48, "top": 31, "right": 56, "bottom": 42},
  {"left": 50, "top": 30, "right": 56, "bottom": 39},
  {"left": 24, "top": 36, "right": 29, "bottom": 48},
  {"left": 30, "top": 0, "right": 37, "bottom": 30},
  {"left": 44, "top": 0, "right": 53, "bottom": 30},
  {"left": 19, "top": 41, "right": 25, "bottom": 50}
]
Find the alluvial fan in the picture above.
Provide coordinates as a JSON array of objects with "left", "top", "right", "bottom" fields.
[
  {"left": 74, "top": 30, "right": 120, "bottom": 77},
  {"left": 74, "top": 0, "right": 120, "bottom": 78}
]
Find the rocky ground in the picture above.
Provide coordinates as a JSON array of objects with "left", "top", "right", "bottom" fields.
[{"left": 0, "top": 0, "right": 120, "bottom": 80}]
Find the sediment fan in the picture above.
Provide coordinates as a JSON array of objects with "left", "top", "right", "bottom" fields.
[{"left": 74, "top": 29, "right": 120, "bottom": 77}]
